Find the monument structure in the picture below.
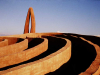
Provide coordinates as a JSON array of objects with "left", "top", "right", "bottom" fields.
[{"left": 0, "top": 7, "right": 100, "bottom": 75}]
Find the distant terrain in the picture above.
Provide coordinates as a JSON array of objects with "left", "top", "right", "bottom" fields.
[{"left": 0, "top": 34, "right": 7, "bottom": 36}]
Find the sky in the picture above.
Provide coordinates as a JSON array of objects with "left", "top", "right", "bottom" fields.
[{"left": 0, "top": 0, "right": 100, "bottom": 36}]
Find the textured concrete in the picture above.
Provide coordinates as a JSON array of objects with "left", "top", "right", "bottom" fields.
[
  {"left": 0, "top": 39, "right": 8, "bottom": 47},
  {"left": 0, "top": 38, "right": 28, "bottom": 57},
  {"left": 0, "top": 37, "right": 71, "bottom": 75},
  {"left": 0, "top": 38, "right": 48, "bottom": 68},
  {"left": 79, "top": 37, "right": 100, "bottom": 75},
  {"left": 93, "top": 66, "right": 100, "bottom": 75}
]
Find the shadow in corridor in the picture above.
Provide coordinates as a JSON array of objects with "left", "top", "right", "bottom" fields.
[
  {"left": 46, "top": 34, "right": 96, "bottom": 75},
  {"left": 0, "top": 36, "right": 66, "bottom": 71}
]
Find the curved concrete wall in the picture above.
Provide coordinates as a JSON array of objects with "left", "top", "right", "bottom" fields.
[
  {"left": 55, "top": 34, "right": 100, "bottom": 75},
  {"left": 0, "top": 38, "right": 28, "bottom": 57},
  {"left": 0, "top": 39, "right": 8, "bottom": 47},
  {"left": 0, "top": 38, "right": 48, "bottom": 68},
  {"left": 0, "top": 33, "right": 99, "bottom": 75},
  {"left": 0, "top": 38, "right": 4, "bottom": 42},
  {"left": 0, "top": 37, "right": 71, "bottom": 75},
  {"left": 79, "top": 37, "right": 100, "bottom": 75},
  {"left": 1, "top": 33, "right": 99, "bottom": 75},
  {"left": 93, "top": 66, "right": 100, "bottom": 75},
  {"left": 0, "top": 37, "right": 20, "bottom": 45}
]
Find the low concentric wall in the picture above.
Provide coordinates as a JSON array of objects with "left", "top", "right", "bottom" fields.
[
  {"left": 68, "top": 34, "right": 100, "bottom": 75},
  {"left": 0, "top": 39, "right": 8, "bottom": 47},
  {"left": 0, "top": 36, "right": 71, "bottom": 75},
  {"left": 93, "top": 66, "right": 100, "bottom": 75},
  {"left": 0, "top": 38, "right": 48, "bottom": 68},
  {"left": 0, "top": 38, "right": 28, "bottom": 57},
  {"left": 79, "top": 37, "right": 100, "bottom": 75}
]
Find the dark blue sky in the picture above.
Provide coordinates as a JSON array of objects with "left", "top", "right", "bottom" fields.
[{"left": 0, "top": 0, "right": 100, "bottom": 35}]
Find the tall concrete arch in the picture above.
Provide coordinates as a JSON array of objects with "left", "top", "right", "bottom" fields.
[{"left": 24, "top": 7, "right": 35, "bottom": 33}]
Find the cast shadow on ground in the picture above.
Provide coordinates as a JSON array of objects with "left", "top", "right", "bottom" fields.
[
  {"left": 0, "top": 36, "right": 66, "bottom": 71},
  {"left": 46, "top": 34, "right": 96, "bottom": 75}
]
